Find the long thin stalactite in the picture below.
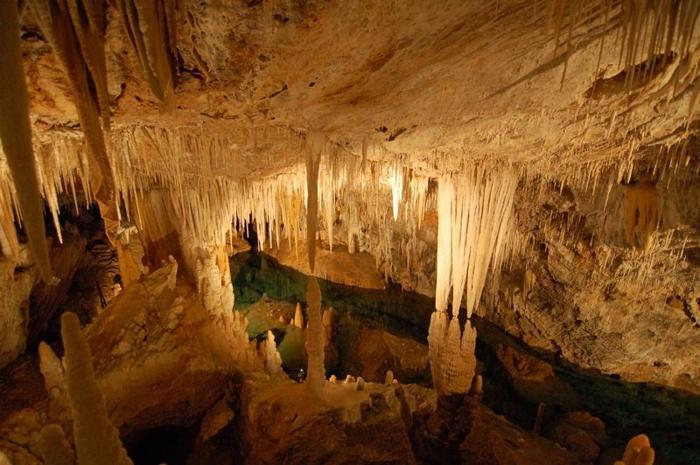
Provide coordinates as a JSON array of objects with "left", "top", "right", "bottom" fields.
[{"left": 0, "top": 1, "right": 54, "bottom": 282}]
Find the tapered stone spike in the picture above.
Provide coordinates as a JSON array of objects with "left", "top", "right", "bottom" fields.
[
  {"left": 430, "top": 167, "right": 514, "bottom": 395},
  {"left": 623, "top": 434, "right": 651, "bottom": 464},
  {"left": 469, "top": 374, "right": 483, "bottom": 399},
  {"left": 294, "top": 302, "right": 304, "bottom": 328},
  {"left": 305, "top": 130, "right": 324, "bottom": 273},
  {"left": 305, "top": 277, "right": 325, "bottom": 396},
  {"left": 112, "top": 0, "right": 176, "bottom": 108},
  {"left": 60, "top": 312, "right": 133, "bottom": 465},
  {"left": 263, "top": 330, "right": 282, "bottom": 375},
  {"left": 37, "top": 424, "right": 75, "bottom": 465},
  {"left": 623, "top": 176, "right": 660, "bottom": 251},
  {"left": 385, "top": 370, "right": 394, "bottom": 385},
  {"left": 634, "top": 447, "right": 655, "bottom": 465},
  {"left": 0, "top": 1, "right": 54, "bottom": 283}
]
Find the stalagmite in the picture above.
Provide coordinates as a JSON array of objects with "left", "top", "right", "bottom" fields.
[
  {"left": 612, "top": 434, "right": 657, "bottom": 465},
  {"left": 469, "top": 374, "right": 483, "bottom": 399},
  {"left": 304, "top": 276, "right": 325, "bottom": 396},
  {"left": 322, "top": 308, "right": 334, "bottom": 342},
  {"left": 436, "top": 318, "right": 478, "bottom": 394},
  {"left": 60, "top": 312, "right": 133, "bottom": 465},
  {"left": 294, "top": 302, "right": 304, "bottom": 328},
  {"left": 38, "top": 342, "right": 71, "bottom": 426},
  {"left": 37, "top": 424, "right": 75, "bottom": 465},
  {"left": 385, "top": 370, "right": 395, "bottom": 385},
  {"left": 0, "top": 1, "right": 54, "bottom": 281},
  {"left": 263, "top": 330, "right": 282, "bottom": 375}
]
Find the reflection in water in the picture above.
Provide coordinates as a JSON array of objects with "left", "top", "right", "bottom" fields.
[{"left": 232, "top": 252, "right": 700, "bottom": 465}]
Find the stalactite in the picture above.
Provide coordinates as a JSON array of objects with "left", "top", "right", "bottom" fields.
[
  {"left": 429, "top": 165, "right": 515, "bottom": 394},
  {"left": 0, "top": 131, "right": 93, "bottom": 257},
  {"left": 434, "top": 176, "right": 453, "bottom": 313},
  {"left": 27, "top": 0, "right": 119, "bottom": 245},
  {"left": 60, "top": 312, "right": 133, "bottom": 465},
  {"left": 305, "top": 131, "right": 324, "bottom": 272},
  {"left": 408, "top": 173, "right": 429, "bottom": 231},
  {"left": 27, "top": 0, "right": 115, "bottom": 202},
  {"left": 548, "top": 0, "right": 700, "bottom": 91},
  {"left": 65, "top": 0, "right": 110, "bottom": 129},
  {"left": 435, "top": 167, "right": 517, "bottom": 318},
  {"left": 389, "top": 162, "right": 404, "bottom": 221},
  {"left": 113, "top": 0, "right": 177, "bottom": 109},
  {"left": 0, "top": 1, "right": 54, "bottom": 282},
  {"left": 623, "top": 175, "right": 660, "bottom": 251}
]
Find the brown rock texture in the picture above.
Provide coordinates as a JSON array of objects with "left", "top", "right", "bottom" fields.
[
  {"left": 84, "top": 259, "right": 240, "bottom": 437},
  {"left": 266, "top": 240, "right": 386, "bottom": 290},
  {"left": 239, "top": 379, "right": 433, "bottom": 465},
  {"left": 552, "top": 411, "right": 606, "bottom": 465},
  {"left": 345, "top": 328, "right": 430, "bottom": 384},
  {"left": 414, "top": 395, "right": 578, "bottom": 465}
]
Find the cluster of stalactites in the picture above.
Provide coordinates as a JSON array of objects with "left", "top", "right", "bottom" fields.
[
  {"left": 110, "top": 124, "right": 307, "bottom": 250},
  {"left": 0, "top": 0, "right": 178, "bottom": 280},
  {"left": 434, "top": 166, "right": 517, "bottom": 318},
  {"left": 544, "top": 0, "right": 700, "bottom": 90},
  {"left": 520, "top": 134, "right": 697, "bottom": 263},
  {"left": 429, "top": 164, "right": 517, "bottom": 395},
  {"left": 0, "top": 120, "right": 435, "bottom": 297}
]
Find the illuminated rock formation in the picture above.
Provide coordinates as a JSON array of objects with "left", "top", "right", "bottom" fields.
[
  {"left": 37, "top": 424, "right": 74, "bottom": 465},
  {"left": 61, "top": 311, "right": 133, "bottom": 465},
  {"left": 304, "top": 277, "right": 325, "bottom": 396},
  {"left": 0, "top": 2, "right": 698, "bottom": 463},
  {"left": 262, "top": 330, "right": 282, "bottom": 376},
  {"left": 0, "top": 248, "right": 34, "bottom": 369}
]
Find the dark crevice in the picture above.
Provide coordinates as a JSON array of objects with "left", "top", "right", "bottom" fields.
[{"left": 585, "top": 52, "right": 676, "bottom": 99}]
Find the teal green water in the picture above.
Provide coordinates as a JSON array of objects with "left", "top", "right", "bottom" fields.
[{"left": 231, "top": 252, "right": 700, "bottom": 465}]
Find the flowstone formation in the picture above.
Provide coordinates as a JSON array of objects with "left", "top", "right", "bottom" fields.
[{"left": 0, "top": 1, "right": 699, "bottom": 464}]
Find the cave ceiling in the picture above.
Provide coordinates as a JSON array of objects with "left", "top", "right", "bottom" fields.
[{"left": 17, "top": 0, "right": 699, "bottom": 179}]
